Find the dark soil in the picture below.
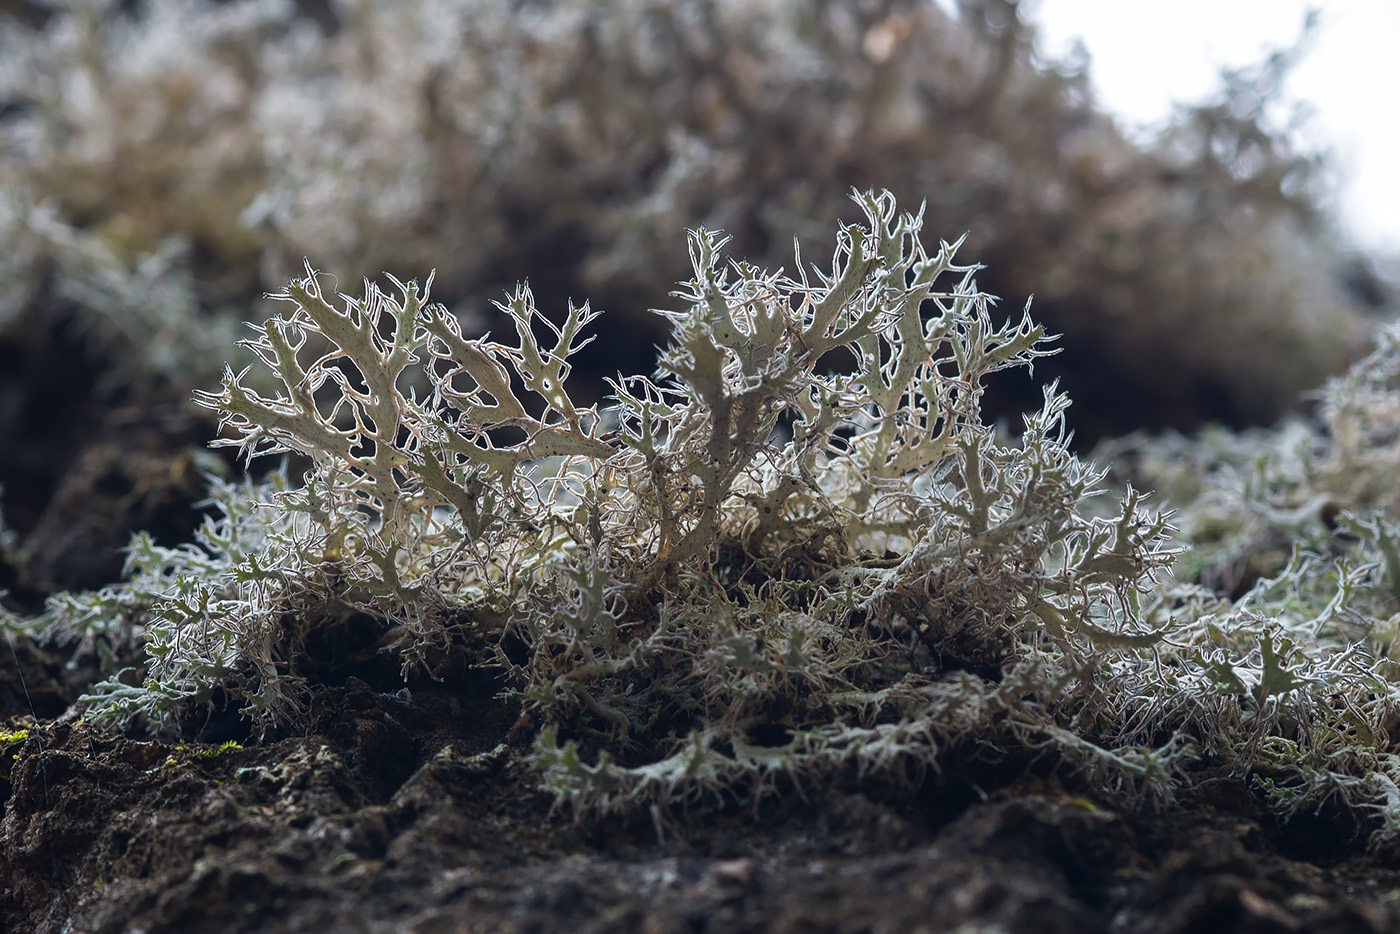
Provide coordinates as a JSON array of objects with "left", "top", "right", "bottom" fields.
[{"left": 0, "top": 632, "right": 1398, "bottom": 934}]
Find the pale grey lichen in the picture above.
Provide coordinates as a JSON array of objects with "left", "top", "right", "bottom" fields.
[
  {"left": 19, "top": 191, "right": 1400, "bottom": 848},
  {"left": 24, "top": 191, "right": 1181, "bottom": 817}
]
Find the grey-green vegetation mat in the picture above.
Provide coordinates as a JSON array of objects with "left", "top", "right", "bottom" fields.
[{"left": 7, "top": 191, "right": 1400, "bottom": 849}]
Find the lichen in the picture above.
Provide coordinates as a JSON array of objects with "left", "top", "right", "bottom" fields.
[{"left": 14, "top": 190, "right": 1400, "bottom": 847}]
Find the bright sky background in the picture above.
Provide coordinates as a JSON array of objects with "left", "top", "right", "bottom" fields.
[{"left": 1022, "top": 1, "right": 1400, "bottom": 257}]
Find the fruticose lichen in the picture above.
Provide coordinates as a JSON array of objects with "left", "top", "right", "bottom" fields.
[{"left": 11, "top": 190, "right": 1400, "bottom": 847}]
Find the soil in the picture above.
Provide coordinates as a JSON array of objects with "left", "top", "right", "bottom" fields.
[{"left": 0, "top": 629, "right": 1398, "bottom": 934}]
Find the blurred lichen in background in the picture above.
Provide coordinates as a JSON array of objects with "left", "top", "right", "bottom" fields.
[{"left": 0, "top": 0, "right": 1386, "bottom": 418}]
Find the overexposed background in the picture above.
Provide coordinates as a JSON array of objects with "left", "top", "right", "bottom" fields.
[{"left": 1023, "top": 0, "right": 1400, "bottom": 255}]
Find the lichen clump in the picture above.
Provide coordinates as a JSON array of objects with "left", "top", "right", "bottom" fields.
[
  {"left": 18, "top": 191, "right": 1400, "bottom": 845},
  {"left": 25, "top": 192, "right": 1174, "bottom": 812}
]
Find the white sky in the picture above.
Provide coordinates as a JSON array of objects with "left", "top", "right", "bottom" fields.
[{"left": 1023, "top": 0, "right": 1400, "bottom": 256}]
